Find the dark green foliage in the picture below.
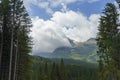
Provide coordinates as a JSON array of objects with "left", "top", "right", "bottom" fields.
[
  {"left": 59, "top": 59, "right": 67, "bottom": 80},
  {"left": 17, "top": 19, "right": 32, "bottom": 80},
  {"left": 66, "top": 64, "right": 98, "bottom": 80},
  {"left": 0, "top": 0, "right": 2, "bottom": 66},
  {"left": 32, "top": 56, "right": 98, "bottom": 80},
  {"left": 49, "top": 58, "right": 97, "bottom": 67},
  {"left": 0, "top": 0, "right": 33, "bottom": 80},
  {"left": 97, "top": 3, "right": 120, "bottom": 80},
  {"left": 50, "top": 62, "right": 61, "bottom": 80},
  {"left": 0, "top": 0, "right": 12, "bottom": 80}
]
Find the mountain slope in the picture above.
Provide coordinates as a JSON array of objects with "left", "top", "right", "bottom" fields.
[{"left": 37, "top": 38, "right": 98, "bottom": 63}]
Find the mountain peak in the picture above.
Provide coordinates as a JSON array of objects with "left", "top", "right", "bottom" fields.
[
  {"left": 67, "top": 37, "right": 76, "bottom": 47},
  {"left": 86, "top": 38, "right": 96, "bottom": 43}
]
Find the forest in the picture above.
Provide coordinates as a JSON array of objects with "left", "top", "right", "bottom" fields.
[
  {"left": 0, "top": 0, "right": 120, "bottom": 80},
  {"left": 32, "top": 56, "right": 98, "bottom": 80}
]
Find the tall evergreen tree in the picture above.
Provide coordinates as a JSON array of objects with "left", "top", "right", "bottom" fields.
[
  {"left": 37, "top": 65, "right": 42, "bottom": 80},
  {"left": 97, "top": 3, "right": 120, "bottom": 80},
  {"left": 60, "top": 59, "right": 67, "bottom": 80},
  {"left": 115, "top": 0, "right": 120, "bottom": 78},
  {"left": 0, "top": 0, "right": 2, "bottom": 66},
  {"left": 50, "top": 62, "right": 61, "bottom": 80},
  {"left": 50, "top": 62, "right": 56, "bottom": 80},
  {"left": 0, "top": 0, "right": 33, "bottom": 80},
  {"left": 44, "top": 62, "right": 49, "bottom": 80},
  {"left": 0, "top": 0, "right": 12, "bottom": 80},
  {"left": 15, "top": 1, "right": 33, "bottom": 79}
]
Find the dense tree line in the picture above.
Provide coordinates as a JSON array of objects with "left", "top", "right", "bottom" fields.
[
  {"left": 32, "top": 56, "right": 98, "bottom": 80},
  {"left": 97, "top": 2, "right": 120, "bottom": 80},
  {"left": 33, "top": 57, "right": 67, "bottom": 80},
  {"left": 0, "top": 0, "right": 32, "bottom": 80}
]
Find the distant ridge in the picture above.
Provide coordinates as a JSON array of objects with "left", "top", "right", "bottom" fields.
[
  {"left": 86, "top": 38, "right": 96, "bottom": 43},
  {"left": 34, "top": 38, "right": 98, "bottom": 63}
]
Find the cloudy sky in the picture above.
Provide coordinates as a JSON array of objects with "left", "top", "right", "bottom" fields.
[{"left": 23, "top": 0, "right": 114, "bottom": 54}]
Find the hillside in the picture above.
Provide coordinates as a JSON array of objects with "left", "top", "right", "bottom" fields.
[{"left": 37, "top": 38, "right": 98, "bottom": 63}]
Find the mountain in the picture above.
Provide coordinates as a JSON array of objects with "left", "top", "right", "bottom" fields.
[
  {"left": 86, "top": 38, "right": 96, "bottom": 43},
  {"left": 37, "top": 38, "right": 98, "bottom": 63}
]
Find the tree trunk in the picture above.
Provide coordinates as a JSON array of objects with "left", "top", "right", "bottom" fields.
[
  {"left": 0, "top": 24, "right": 3, "bottom": 73},
  {"left": 0, "top": 8, "right": 3, "bottom": 70},
  {"left": 13, "top": 39, "right": 18, "bottom": 80},
  {"left": 8, "top": 25, "right": 14, "bottom": 80},
  {"left": 9, "top": 1, "right": 16, "bottom": 79}
]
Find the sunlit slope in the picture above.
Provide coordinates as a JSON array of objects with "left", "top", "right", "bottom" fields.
[{"left": 45, "top": 38, "right": 98, "bottom": 63}]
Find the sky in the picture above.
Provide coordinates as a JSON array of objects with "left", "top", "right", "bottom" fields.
[{"left": 23, "top": 0, "right": 115, "bottom": 54}]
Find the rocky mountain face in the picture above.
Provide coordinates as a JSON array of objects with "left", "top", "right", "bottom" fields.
[{"left": 37, "top": 38, "right": 98, "bottom": 63}]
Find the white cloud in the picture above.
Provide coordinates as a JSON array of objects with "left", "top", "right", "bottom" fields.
[
  {"left": 88, "top": 0, "right": 100, "bottom": 3},
  {"left": 30, "top": 10, "right": 100, "bottom": 53},
  {"left": 31, "top": 16, "right": 71, "bottom": 53},
  {"left": 61, "top": 3, "right": 69, "bottom": 12},
  {"left": 23, "top": 0, "right": 37, "bottom": 11},
  {"left": 48, "top": 0, "right": 77, "bottom": 8},
  {"left": 48, "top": 0, "right": 100, "bottom": 7},
  {"left": 38, "top": 2, "right": 54, "bottom": 14}
]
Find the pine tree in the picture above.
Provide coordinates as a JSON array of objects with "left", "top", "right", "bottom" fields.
[
  {"left": 44, "top": 62, "right": 49, "bottom": 80},
  {"left": 37, "top": 65, "right": 42, "bottom": 80},
  {"left": 50, "top": 62, "right": 56, "bottom": 80},
  {"left": 56, "top": 63, "right": 61, "bottom": 80},
  {"left": 0, "top": 0, "right": 12, "bottom": 80},
  {"left": 0, "top": 0, "right": 33, "bottom": 80},
  {"left": 115, "top": 0, "right": 120, "bottom": 79},
  {"left": 50, "top": 62, "right": 60, "bottom": 80},
  {"left": 97, "top": 3, "right": 120, "bottom": 80},
  {"left": 16, "top": 10, "right": 33, "bottom": 80},
  {"left": 10, "top": 0, "right": 33, "bottom": 80},
  {"left": 98, "top": 57, "right": 104, "bottom": 80},
  {"left": 0, "top": 0, "right": 2, "bottom": 66},
  {"left": 60, "top": 59, "right": 67, "bottom": 80}
]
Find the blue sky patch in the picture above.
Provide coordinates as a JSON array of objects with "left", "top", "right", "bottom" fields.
[{"left": 27, "top": 0, "right": 114, "bottom": 20}]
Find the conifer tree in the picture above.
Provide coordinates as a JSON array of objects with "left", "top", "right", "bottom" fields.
[
  {"left": 0, "top": 0, "right": 33, "bottom": 80},
  {"left": 60, "top": 59, "right": 67, "bottom": 80},
  {"left": 115, "top": 0, "right": 120, "bottom": 78},
  {"left": 0, "top": 0, "right": 12, "bottom": 80},
  {"left": 44, "top": 62, "right": 49, "bottom": 80},
  {"left": 37, "top": 65, "right": 43, "bottom": 80},
  {"left": 11, "top": 0, "right": 32, "bottom": 80},
  {"left": 50, "top": 62, "right": 56, "bottom": 80},
  {"left": 97, "top": 3, "right": 120, "bottom": 80},
  {"left": 0, "top": 0, "right": 2, "bottom": 66},
  {"left": 50, "top": 62, "right": 61, "bottom": 80}
]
